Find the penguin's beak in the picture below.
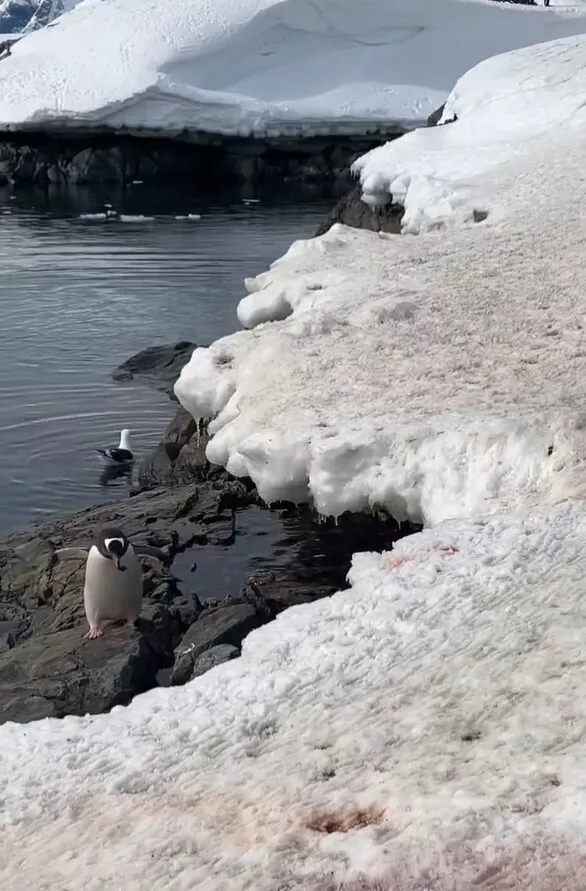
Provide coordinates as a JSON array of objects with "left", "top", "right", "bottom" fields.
[{"left": 113, "top": 555, "right": 126, "bottom": 572}]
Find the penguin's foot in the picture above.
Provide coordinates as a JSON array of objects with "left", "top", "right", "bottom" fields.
[{"left": 84, "top": 627, "right": 104, "bottom": 640}]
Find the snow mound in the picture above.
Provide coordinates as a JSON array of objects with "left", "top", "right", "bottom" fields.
[
  {"left": 3, "top": 502, "right": 586, "bottom": 890},
  {"left": 1, "top": 0, "right": 586, "bottom": 136},
  {"left": 175, "top": 192, "right": 586, "bottom": 524},
  {"left": 355, "top": 32, "right": 586, "bottom": 232}
]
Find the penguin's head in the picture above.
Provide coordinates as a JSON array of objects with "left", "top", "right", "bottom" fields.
[{"left": 97, "top": 526, "right": 130, "bottom": 572}]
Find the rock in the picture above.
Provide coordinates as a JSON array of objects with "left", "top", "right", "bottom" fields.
[
  {"left": 112, "top": 341, "right": 197, "bottom": 399},
  {"left": 137, "top": 407, "right": 259, "bottom": 498},
  {"left": 111, "top": 341, "right": 252, "bottom": 491},
  {"left": 69, "top": 147, "right": 124, "bottom": 185},
  {"left": 0, "top": 624, "right": 168, "bottom": 724},
  {"left": 426, "top": 102, "right": 457, "bottom": 128},
  {"left": 170, "top": 603, "right": 263, "bottom": 685},
  {"left": 189, "top": 644, "right": 239, "bottom": 679},
  {"left": 137, "top": 407, "right": 199, "bottom": 486},
  {"left": 0, "top": 626, "right": 15, "bottom": 654},
  {"left": 0, "top": 133, "right": 401, "bottom": 189},
  {"left": 314, "top": 186, "right": 402, "bottom": 237},
  {"left": 427, "top": 102, "right": 446, "bottom": 127}
]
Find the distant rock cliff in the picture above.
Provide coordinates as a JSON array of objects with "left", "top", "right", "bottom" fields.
[{"left": 0, "top": 0, "right": 79, "bottom": 34}]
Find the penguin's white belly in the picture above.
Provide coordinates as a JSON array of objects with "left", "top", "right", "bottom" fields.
[{"left": 83, "top": 546, "right": 143, "bottom": 624}]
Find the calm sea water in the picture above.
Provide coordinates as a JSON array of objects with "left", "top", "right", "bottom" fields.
[{"left": 0, "top": 186, "right": 332, "bottom": 536}]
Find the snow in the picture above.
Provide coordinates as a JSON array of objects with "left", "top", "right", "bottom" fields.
[
  {"left": 355, "top": 33, "right": 586, "bottom": 232},
  {"left": 176, "top": 208, "right": 586, "bottom": 523},
  {"left": 4, "top": 504, "right": 586, "bottom": 889},
  {"left": 1, "top": 0, "right": 586, "bottom": 136},
  {"left": 6, "top": 19, "right": 586, "bottom": 891}
]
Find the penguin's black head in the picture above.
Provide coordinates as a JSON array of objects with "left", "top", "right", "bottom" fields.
[{"left": 97, "top": 526, "right": 129, "bottom": 571}]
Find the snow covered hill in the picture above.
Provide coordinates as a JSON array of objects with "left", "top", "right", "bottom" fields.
[{"left": 0, "top": 0, "right": 586, "bottom": 138}]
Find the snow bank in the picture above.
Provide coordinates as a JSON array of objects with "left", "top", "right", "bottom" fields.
[
  {"left": 355, "top": 33, "right": 586, "bottom": 231},
  {"left": 4, "top": 502, "right": 586, "bottom": 890},
  {"left": 1, "top": 0, "right": 586, "bottom": 136},
  {"left": 176, "top": 198, "right": 586, "bottom": 524}
]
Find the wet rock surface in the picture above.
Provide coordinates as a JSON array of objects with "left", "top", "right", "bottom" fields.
[{"left": 0, "top": 457, "right": 412, "bottom": 724}]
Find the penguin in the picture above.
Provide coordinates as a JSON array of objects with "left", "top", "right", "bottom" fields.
[{"left": 52, "top": 528, "right": 170, "bottom": 640}]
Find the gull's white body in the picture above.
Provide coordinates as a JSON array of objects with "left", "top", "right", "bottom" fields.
[
  {"left": 97, "top": 428, "right": 134, "bottom": 466},
  {"left": 118, "top": 429, "right": 132, "bottom": 452},
  {"left": 83, "top": 543, "right": 143, "bottom": 636}
]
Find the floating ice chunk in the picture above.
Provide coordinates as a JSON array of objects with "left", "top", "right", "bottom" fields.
[{"left": 119, "top": 214, "right": 154, "bottom": 222}]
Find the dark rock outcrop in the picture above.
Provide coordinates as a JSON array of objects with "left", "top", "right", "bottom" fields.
[
  {"left": 0, "top": 624, "right": 169, "bottom": 724},
  {"left": 136, "top": 408, "right": 254, "bottom": 492},
  {"left": 112, "top": 341, "right": 197, "bottom": 399},
  {"left": 314, "top": 102, "right": 462, "bottom": 237},
  {"left": 426, "top": 102, "right": 457, "bottom": 128},
  {"left": 189, "top": 644, "right": 240, "bottom": 680},
  {"left": 427, "top": 103, "right": 446, "bottom": 127},
  {"left": 170, "top": 603, "right": 263, "bottom": 685},
  {"left": 0, "top": 132, "right": 404, "bottom": 189},
  {"left": 314, "top": 186, "right": 402, "bottom": 237}
]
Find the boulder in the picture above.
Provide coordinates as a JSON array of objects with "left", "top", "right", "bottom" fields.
[
  {"left": 0, "top": 624, "right": 167, "bottom": 724},
  {"left": 170, "top": 603, "right": 263, "bottom": 685},
  {"left": 427, "top": 102, "right": 446, "bottom": 127},
  {"left": 136, "top": 407, "right": 259, "bottom": 498},
  {"left": 314, "top": 186, "right": 402, "bottom": 237},
  {"left": 426, "top": 102, "right": 457, "bottom": 128},
  {"left": 112, "top": 341, "right": 197, "bottom": 399},
  {"left": 189, "top": 643, "right": 240, "bottom": 680}
]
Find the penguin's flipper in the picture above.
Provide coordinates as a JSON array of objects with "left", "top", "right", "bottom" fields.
[
  {"left": 134, "top": 545, "right": 170, "bottom": 564},
  {"left": 52, "top": 547, "right": 90, "bottom": 561}
]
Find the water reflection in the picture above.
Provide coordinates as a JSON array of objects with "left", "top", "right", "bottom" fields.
[{"left": 0, "top": 186, "right": 332, "bottom": 534}]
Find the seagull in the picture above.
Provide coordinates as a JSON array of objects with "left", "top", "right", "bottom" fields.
[{"left": 96, "top": 428, "right": 134, "bottom": 467}]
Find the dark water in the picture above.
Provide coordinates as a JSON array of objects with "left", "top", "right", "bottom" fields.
[{"left": 0, "top": 186, "right": 332, "bottom": 536}]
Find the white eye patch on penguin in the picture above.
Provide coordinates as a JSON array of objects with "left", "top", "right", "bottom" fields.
[{"left": 98, "top": 528, "right": 129, "bottom": 571}]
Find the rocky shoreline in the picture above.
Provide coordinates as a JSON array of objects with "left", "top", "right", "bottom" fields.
[
  {"left": 0, "top": 342, "right": 416, "bottom": 725},
  {"left": 0, "top": 129, "right": 407, "bottom": 189},
  {"left": 0, "top": 109, "right": 450, "bottom": 723}
]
